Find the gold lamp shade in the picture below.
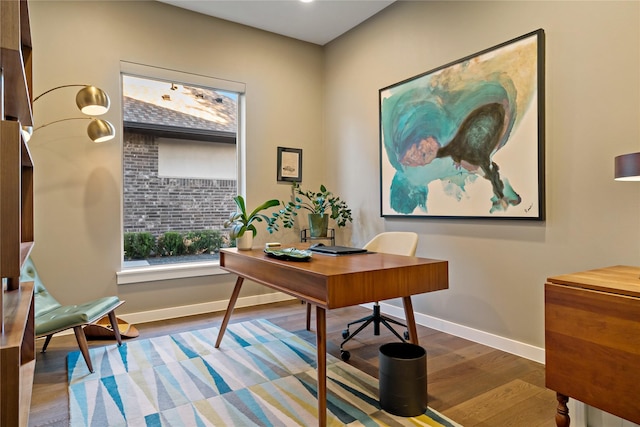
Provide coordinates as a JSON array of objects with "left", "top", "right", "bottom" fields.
[
  {"left": 31, "top": 117, "right": 115, "bottom": 143},
  {"left": 614, "top": 152, "right": 640, "bottom": 181},
  {"left": 75, "top": 85, "right": 110, "bottom": 116},
  {"left": 32, "top": 84, "right": 114, "bottom": 143},
  {"left": 87, "top": 119, "right": 116, "bottom": 143}
]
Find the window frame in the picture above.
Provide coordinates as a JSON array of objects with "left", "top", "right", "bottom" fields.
[{"left": 117, "top": 61, "right": 246, "bottom": 284}]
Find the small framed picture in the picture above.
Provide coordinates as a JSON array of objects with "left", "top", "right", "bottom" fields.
[{"left": 277, "top": 147, "right": 302, "bottom": 182}]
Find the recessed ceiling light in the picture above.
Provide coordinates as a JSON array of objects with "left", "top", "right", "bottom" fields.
[{"left": 300, "top": 0, "right": 313, "bottom": 3}]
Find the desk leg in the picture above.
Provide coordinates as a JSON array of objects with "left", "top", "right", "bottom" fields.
[
  {"left": 215, "top": 276, "right": 244, "bottom": 348},
  {"left": 306, "top": 302, "right": 312, "bottom": 331},
  {"left": 315, "top": 305, "right": 327, "bottom": 426},
  {"left": 555, "top": 393, "right": 570, "bottom": 427},
  {"left": 402, "top": 296, "right": 419, "bottom": 345}
]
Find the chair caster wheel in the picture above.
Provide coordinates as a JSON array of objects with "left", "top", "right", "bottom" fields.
[
  {"left": 342, "top": 329, "right": 349, "bottom": 339},
  {"left": 403, "top": 331, "right": 410, "bottom": 340},
  {"left": 340, "top": 350, "right": 351, "bottom": 361}
]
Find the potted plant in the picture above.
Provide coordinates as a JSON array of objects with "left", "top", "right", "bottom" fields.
[
  {"left": 224, "top": 195, "right": 280, "bottom": 250},
  {"left": 269, "top": 183, "right": 353, "bottom": 238}
]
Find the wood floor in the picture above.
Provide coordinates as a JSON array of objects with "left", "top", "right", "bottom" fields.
[{"left": 28, "top": 300, "right": 558, "bottom": 426}]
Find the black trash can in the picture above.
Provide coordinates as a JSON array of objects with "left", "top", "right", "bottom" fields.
[{"left": 378, "top": 342, "right": 427, "bottom": 417}]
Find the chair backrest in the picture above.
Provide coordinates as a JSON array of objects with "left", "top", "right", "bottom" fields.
[
  {"left": 20, "top": 257, "right": 62, "bottom": 317},
  {"left": 363, "top": 232, "right": 418, "bottom": 256}
]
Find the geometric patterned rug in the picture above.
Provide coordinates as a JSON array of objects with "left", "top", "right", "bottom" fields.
[{"left": 68, "top": 319, "right": 461, "bottom": 426}]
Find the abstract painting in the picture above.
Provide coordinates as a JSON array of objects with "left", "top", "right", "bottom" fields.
[{"left": 379, "top": 29, "right": 545, "bottom": 219}]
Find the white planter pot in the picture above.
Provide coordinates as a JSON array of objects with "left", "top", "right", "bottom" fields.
[{"left": 236, "top": 233, "right": 253, "bottom": 250}]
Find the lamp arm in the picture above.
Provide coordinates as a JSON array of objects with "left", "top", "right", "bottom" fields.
[
  {"left": 33, "top": 117, "right": 91, "bottom": 132},
  {"left": 33, "top": 85, "right": 91, "bottom": 103}
]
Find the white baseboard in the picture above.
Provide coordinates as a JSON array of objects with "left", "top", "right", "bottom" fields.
[
  {"left": 118, "top": 292, "right": 297, "bottom": 325},
  {"left": 47, "top": 292, "right": 297, "bottom": 338},
  {"left": 371, "top": 301, "right": 546, "bottom": 364}
]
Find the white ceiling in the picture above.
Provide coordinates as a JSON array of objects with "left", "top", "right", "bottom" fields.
[{"left": 157, "top": 0, "right": 396, "bottom": 46}]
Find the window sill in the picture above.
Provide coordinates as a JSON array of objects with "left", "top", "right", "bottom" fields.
[{"left": 117, "top": 261, "right": 228, "bottom": 285}]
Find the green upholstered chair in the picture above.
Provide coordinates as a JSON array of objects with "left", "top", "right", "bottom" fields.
[{"left": 20, "top": 257, "right": 125, "bottom": 373}]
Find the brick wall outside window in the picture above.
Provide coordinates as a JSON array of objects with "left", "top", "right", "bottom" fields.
[{"left": 123, "top": 131, "right": 236, "bottom": 238}]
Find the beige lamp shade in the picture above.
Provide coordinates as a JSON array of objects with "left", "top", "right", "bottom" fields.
[{"left": 75, "top": 85, "right": 110, "bottom": 116}]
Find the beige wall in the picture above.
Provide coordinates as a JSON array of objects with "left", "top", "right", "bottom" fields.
[
  {"left": 324, "top": 0, "right": 640, "bottom": 348},
  {"left": 29, "top": 0, "right": 640, "bottom": 352},
  {"left": 28, "top": 1, "right": 325, "bottom": 313}
]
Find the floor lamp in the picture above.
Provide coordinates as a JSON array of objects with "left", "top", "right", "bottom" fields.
[
  {"left": 614, "top": 152, "right": 640, "bottom": 181},
  {"left": 23, "top": 85, "right": 115, "bottom": 143}
]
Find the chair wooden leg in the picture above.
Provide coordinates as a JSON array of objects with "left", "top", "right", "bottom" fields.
[
  {"left": 41, "top": 334, "right": 53, "bottom": 353},
  {"left": 107, "top": 310, "right": 123, "bottom": 346},
  {"left": 73, "top": 326, "right": 94, "bottom": 373}
]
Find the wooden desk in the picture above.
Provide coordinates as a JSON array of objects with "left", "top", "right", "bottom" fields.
[
  {"left": 545, "top": 266, "right": 640, "bottom": 427},
  {"left": 215, "top": 247, "right": 448, "bottom": 426}
]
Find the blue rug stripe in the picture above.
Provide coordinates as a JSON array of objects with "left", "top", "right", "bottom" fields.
[
  {"left": 295, "top": 372, "right": 359, "bottom": 424},
  {"left": 170, "top": 335, "right": 200, "bottom": 359},
  {"left": 329, "top": 374, "right": 381, "bottom": 409},
  {"left": 242, "top": 350, "right": 286, "bottom": 381},
  {"left": 69, "top": 383, "right": 89, "bottom": 424},
  {"left": 144, "top": 412, "right": 161, "bottom": 426},
  {"left": 140, "top": 338, "right": 164, "bottom": 367},
  {"left": 181, "top": 360, "right": 218, "bottom": 398},
  {"left": 91, "top": 384, "right": 111, "bottom": 426},
  {"left": 153, "top": 369, "right": 180, "bottom": 412},
  {"left": 251, "top": 380, "right": 305, "bottom": 423},
  {"left": 155, "top": 363, "right": 193, "bottom": 405},
  {"left": 282, "top": 338, "right": 317, "bottom": 366},
  {"left": 192, "top": 406, "right": 208, "bottom": 427},
  {"left": 101, "top": 375, "right": 126, "bottom": 419},
  {"left": 244, "top": 342, "right": 306, "bottom": 380},
  {"left": 427, "top": 407, "right": 459, "bottom": 426},
  {"left": 118, "top": 343, "right": 129, "bottom": 372},
  {"left": 224, "top": 328, "right": 251, "bottom": 347},
  {"left": 98, "top": 348, "right": 115, "bottom": 377},
  {"left": 228, "top": 387, "right": 274, "bottom": 427},
  {"left": 67, "top": 351, "right": 81, "bottom": 381},
  {"left": 200, "top": 356, "right": 233, "bottom": 394},
  {"left": 190, "top": 327, "right": 226, "bottom": 351}
]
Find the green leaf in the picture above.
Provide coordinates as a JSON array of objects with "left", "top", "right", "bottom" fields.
[{"left": 247, "top": 199, "right": 280, "bottom": 220}]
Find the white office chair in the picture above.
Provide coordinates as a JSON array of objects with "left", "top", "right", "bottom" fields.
[
  {"left": 339, "top": 232, "right": 418, "bottom": 360},
  {"left": 304, "top": 232, "right": 419, "bottom": 360}
]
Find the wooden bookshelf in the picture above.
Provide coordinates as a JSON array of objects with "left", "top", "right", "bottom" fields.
[
  {"left": 1, "top": 0, "right": 36, "bottom": 425},
  {"left": 1, "top": 282, "right": 34, "bottom": 425}
]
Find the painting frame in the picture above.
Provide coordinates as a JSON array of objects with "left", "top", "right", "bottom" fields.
[
  {"left": 276, "top": 147, "right": 303, "bottom": 182},
  {"left": 379, "top": 29, "right": 545, "bottom": 220}
]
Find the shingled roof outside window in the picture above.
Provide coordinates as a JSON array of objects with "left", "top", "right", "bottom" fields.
[{"left": 123, "top": 75, "right": 237, "bottom": 143}]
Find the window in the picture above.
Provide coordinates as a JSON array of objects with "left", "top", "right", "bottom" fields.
[{"left": 119, "top": 63, "right": 244, "bottom": 278}]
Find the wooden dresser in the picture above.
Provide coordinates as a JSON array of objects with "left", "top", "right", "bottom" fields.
[{"left": 545, "top": 266, "right": 640, "bottom": 427}]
